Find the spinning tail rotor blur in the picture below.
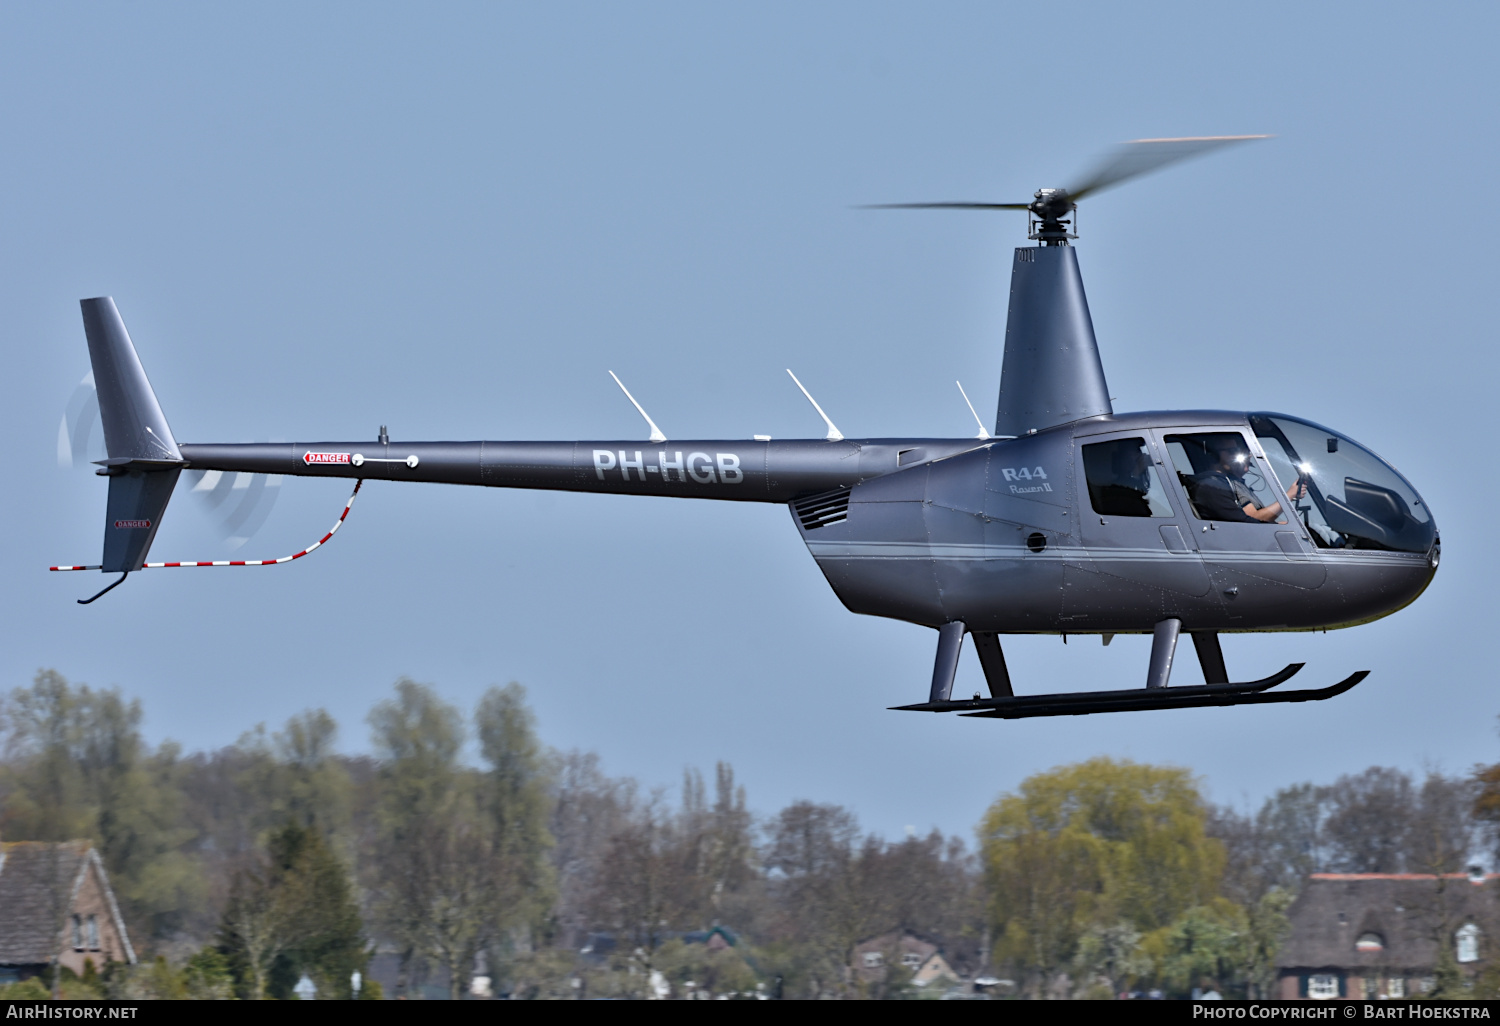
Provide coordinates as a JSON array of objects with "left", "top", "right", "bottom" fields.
[{"left": 56, "top": 372, "right": 282, "bottom": 549}]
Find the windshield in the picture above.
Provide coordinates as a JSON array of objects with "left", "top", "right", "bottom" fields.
[{"left": 1249, "top": 414, "right": 1434, "bottom": 553}]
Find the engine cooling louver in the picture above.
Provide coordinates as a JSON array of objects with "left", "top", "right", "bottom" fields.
[{"left": 793, "top": 488, "right": 850, "bottom": 530}]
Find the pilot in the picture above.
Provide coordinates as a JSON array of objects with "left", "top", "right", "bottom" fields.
[{"left": 1193, "top": 441, "right": 1305, "bottom": 523}]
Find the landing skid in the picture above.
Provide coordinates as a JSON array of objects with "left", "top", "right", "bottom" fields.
[
  {"left": 900, "top": 622, "right": 1370, "bottom": 719},
  {"left": 895, "top": 666, "right": 1369, "bottom": 719}
]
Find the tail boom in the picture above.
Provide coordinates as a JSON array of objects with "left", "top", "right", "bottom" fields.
[{"left": 176, "top": 438, "right": 983, "bottom": 503}]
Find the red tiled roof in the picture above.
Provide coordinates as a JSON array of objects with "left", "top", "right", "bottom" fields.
[{"left": 1308, "top": 873, "right": 1499, "bottom": 882}]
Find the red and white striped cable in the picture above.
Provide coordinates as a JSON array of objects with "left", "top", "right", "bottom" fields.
[{"left": 51, "top": 480, "right": 363, "bottom": 572}]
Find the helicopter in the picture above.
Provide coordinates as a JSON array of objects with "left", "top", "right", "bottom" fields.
[{"left": 52, "top": 136, "right": 1439, "bottom": 719}]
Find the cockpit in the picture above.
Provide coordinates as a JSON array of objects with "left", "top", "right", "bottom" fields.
[
  {"left": 1247, "top": 414, "right": 1434, "bottom": 553},
  {"left": 1076, "top": 413, "right": 1436, "bottom": 555}
]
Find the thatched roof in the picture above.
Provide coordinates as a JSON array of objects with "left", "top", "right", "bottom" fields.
[{"left": 1279, "top": 873, "right": 1500, "bottom": 972}]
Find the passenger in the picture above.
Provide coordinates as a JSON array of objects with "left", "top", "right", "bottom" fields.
[
  {"left": 1193, "top": 442, "right": 1305, "bottom": 523},
  {"left": 1091, "top": 443, "right": 1154, "bottom": 517}
]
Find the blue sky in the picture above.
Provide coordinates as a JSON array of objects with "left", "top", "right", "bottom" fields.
[{"left": 4, "top": 3, "right": 1496, "bottom": 840}]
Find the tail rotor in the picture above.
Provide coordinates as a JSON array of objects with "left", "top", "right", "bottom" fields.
[{"left": 58, "top": 369, "right": 282, "bottom": 550}]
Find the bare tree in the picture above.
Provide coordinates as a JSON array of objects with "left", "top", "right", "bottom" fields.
[
  {"left": 763, "top": 801, "right": 880, "bottom": 997},
  {"left": 547, "top": 750, "right": 635, "bottom": 951},
  {"left": 1408, "top": 772, "right": 1480, "bottom": 875},
  {"left": 588, "top": 791, "right": 683, "bottom": 988},
  {"left": 218, "top": 863, "right": 294, "bottom": 1000},
  {"left": 1323, "top": 767, "right": 1414, "bottom": 873}
]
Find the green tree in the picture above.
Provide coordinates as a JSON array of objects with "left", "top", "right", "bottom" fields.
[
  {"left": 232, "top": 710, "right": 354, "bottom": 841},
  {"left": 218, "top": 861, "right": 292, "bottom": 999},
  {"left": 369, "top": 678, "right": 493, "bottom": 999},
  {"left": 1157, "top": 900, "right": 1244, "bottom": 997},
  {"left": 181, "top": 948, "right": 235, "bottom": 1000},
  {"left": 217, "top": 822, "right": 366, "bottom": 999},
  {"left": 0, "top": 670, "right": 201, "bottom": 940},
  {"left": 1073, "top": 922, "right": 1149, "bottom": 998},
  {"left": 978, "top": 757, "right": 1225, "bottom": 996},
  {"left": 1240, "top": 888, "right": 1293, "bottom": 998},
  {"left": 270, "top": 823, "right": 366, "bottom": 998},
  {"left": 475, "top": 683, "right": 555, "bottom": 947}
]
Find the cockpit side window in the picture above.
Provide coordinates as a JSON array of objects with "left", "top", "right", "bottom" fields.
[
  {"left": 1250, "top": 415, "right": 1435, "bottom": 553},
  {"left": 1164, "top": 432, "right": 1287, "bottom": 524},
  {"left": 1082, "top": 437, "right": 1174, "bottom": 518}
]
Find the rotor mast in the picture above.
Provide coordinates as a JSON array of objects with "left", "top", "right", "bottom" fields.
[
  {"left": 864, "top": 135, "right": 1269, "bottom": 435},
  {"left": 1027, "top": 188, "right": 1076, "bottom": 245}
]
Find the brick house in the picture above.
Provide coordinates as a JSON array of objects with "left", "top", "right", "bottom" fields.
[
  {"left": 1276, "top": 872, "right": 1498, "bottom": 999},
  {"left": 0, "top": 841, "right": 136, "bottom": 984},
  {"left": 850, "top": 930, "right": 959, "bottom": 989}
]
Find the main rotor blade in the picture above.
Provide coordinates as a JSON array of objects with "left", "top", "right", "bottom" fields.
[
  {"left": 858, "top": 202, "right": 1030, "bottom": 210},
  {"left": 1067, "top": 135, "right": 1269, "bottom": 202}
]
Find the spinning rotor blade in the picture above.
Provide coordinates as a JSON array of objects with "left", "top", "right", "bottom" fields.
[
  {"left": 56, "top": 372, "right": 282, "bottom": 548},
  {"left": 57, "top": 373, "right": 105, "bottom": 468},
  {"left": 862, "top": 135, "right": 1269, "bottom": 219},
  {"left": 860, "top": 202, "right": 1031, "bottom": 211},
  {"left": 1065, "top": 135, "right": 1269, "bottom": 202},
  {"left": 186, "top": 467, "right": 283, "bottom": 550}
]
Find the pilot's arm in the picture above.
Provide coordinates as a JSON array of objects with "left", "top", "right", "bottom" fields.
[{"left": 1242, "top": 480, "right": 1307, "bottom": 523}]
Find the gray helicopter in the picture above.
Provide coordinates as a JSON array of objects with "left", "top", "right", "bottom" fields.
[{"left": 55, "top": 137, "right": 1438, "bottom": 719}]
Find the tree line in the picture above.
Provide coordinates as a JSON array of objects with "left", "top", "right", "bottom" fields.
[{"left": 1, "top": 668, "right": 1496, "bottom": 999}]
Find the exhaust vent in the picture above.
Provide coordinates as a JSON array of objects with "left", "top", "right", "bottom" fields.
[{"left": 793, "top": 488, "right": 851, "bottom": 530}]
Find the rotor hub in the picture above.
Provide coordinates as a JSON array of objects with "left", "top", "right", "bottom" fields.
[{"left": 1029, "top": 189, "right": 1076, "bottom": 245}]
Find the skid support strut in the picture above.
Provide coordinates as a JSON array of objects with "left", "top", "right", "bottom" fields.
[
  {"left": 894, "top": 617, "right": 1369, "bottom": 719},
  {"left": 1192, "top": 632, "right": 1229, "bottom": 685},
  {"left": 1146, "top": 618, "right": 1182, "bottom": 689},
  {"left": 971, "top": 632, "right": 1014, "bottom": 698},
  {"left": 928, "top": 622, "right": 966, "bottom": 704}
]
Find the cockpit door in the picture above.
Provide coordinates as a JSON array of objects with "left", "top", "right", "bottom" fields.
[
  {"left": 1074, "top": 429, "right": 1212, "bottom": 603},
  {"left": 1151, "top": 426, "right": 1327, "bottom": 601}
]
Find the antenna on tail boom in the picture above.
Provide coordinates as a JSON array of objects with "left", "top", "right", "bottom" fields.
[
  {"left": 956, "top": 381, "right": 992, "bottom": 440},
  {"left": 786, "top": 369, "right": 844, "bottom": 442},
  {"left": 608, "top": 371, "right": 667, "bottom": 443}
]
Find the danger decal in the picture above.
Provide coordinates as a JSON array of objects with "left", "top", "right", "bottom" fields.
[
  {"left": 114, "top": 519, "right": 151, "bottom": 529},
  {"left": 303, "top": 452, "right": 352, "bottom": 465}
]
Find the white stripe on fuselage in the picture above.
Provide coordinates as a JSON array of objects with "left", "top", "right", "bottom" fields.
[{"left": 802, "top": 540, "right": 1423, "bottom": 566}]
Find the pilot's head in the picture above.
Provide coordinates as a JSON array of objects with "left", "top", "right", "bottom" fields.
[{"left": 1213, "top": 442, "right": 1251, "bottom": 475}]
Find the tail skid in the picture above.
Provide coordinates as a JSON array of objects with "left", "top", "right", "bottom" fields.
[{"left": 53, "top": 481, "right": 363, "bottom": 596}]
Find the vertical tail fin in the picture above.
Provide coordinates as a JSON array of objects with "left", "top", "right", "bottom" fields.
[{"left": 80, "top": 297, "right": 184, "bottom": 573}]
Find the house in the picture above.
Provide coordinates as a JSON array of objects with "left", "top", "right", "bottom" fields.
[
  {"left": 1276, "top": 871, "right": 1498, "bottom": 999},
  {"left": 683, "top": 926, "right": 738, "bottom": 952},
  {"left": 850, "top": 930, "right": 959, "bottom": 989},
  {"left": 0, "top": 841, "right": 136, "bottom": 984}
]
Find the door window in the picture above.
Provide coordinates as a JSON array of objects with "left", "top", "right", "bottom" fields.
[
  {"left": 1164, "top": 432, "right": 1287, "bottom": 524},
  {"left": 1081, "top": 437, "right": 1174, "bottom": 518}
]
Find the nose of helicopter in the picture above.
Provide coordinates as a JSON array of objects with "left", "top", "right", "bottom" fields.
[{"left": 1249, "top": 413, "right": 1436, "bottom": 557}]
